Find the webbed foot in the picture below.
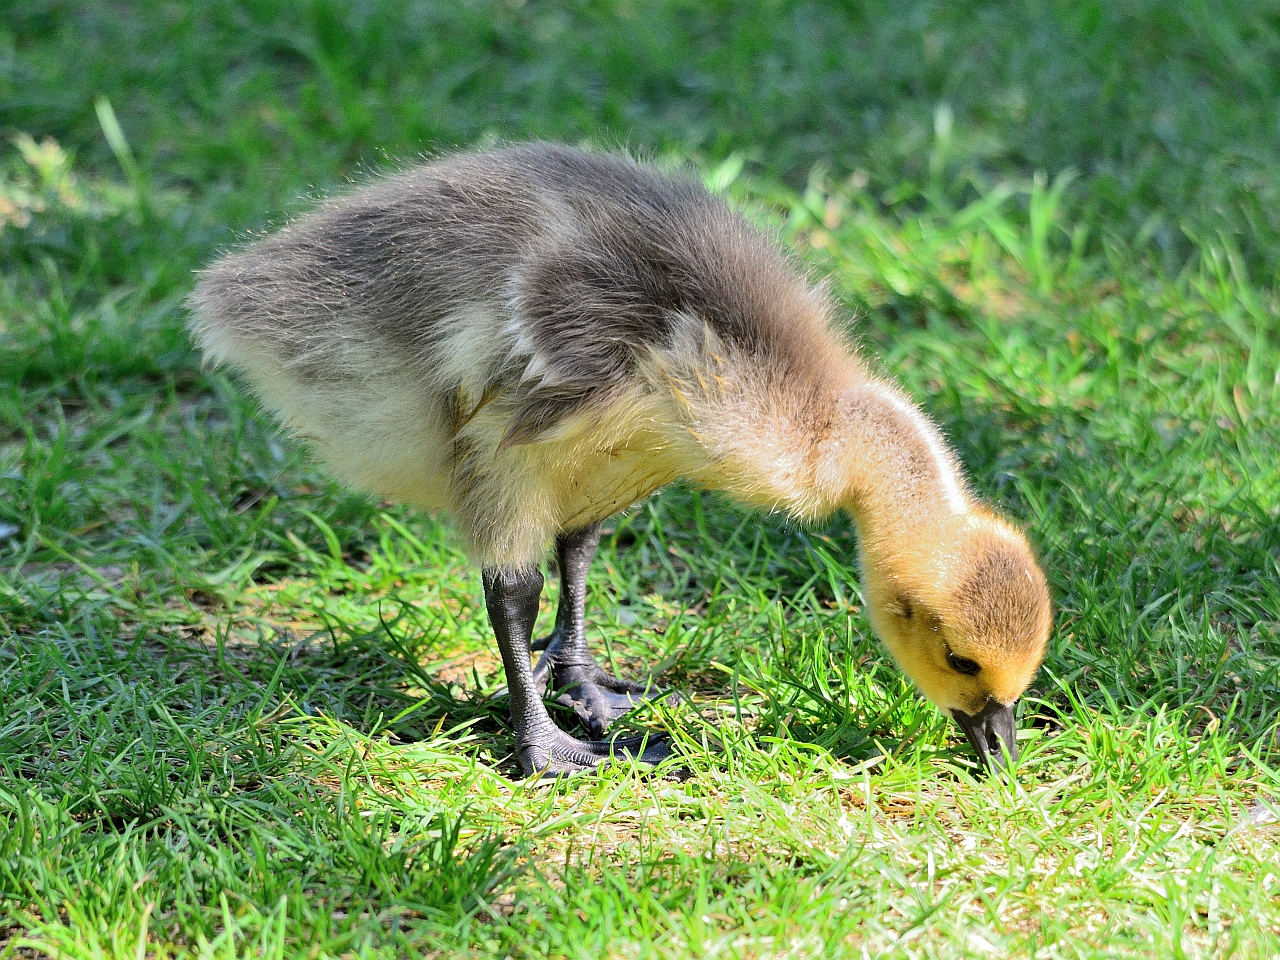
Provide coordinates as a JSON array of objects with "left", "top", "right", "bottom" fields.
[
  {"left": 517, "top": 723, "right": 673, "bottom": 777},
  {"left": 532, "top": 628, "right": 677, "bottom": 737}
]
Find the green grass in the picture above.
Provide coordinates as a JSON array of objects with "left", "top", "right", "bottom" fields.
[{"left": 2, "top": 1, "right": 1280, "bottom": 956}]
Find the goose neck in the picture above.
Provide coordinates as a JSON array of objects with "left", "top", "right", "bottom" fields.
[{"left": 826, "top": 379, "right": 970, "bottom": 539}]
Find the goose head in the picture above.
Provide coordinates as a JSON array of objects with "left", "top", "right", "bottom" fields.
[{"left": 858, "top": 510, "right": 1052, "bottom": 769}]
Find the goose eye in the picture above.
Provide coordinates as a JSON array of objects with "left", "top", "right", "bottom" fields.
[{"left": 947, "top": 651, "right": 981, "bottom": 676}]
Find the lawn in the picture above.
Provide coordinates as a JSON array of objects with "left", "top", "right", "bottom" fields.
[{"left": 2, "top": 1, "right": 1280, "bottom": 956}]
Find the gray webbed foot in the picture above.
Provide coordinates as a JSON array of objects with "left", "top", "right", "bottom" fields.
[
  {"left": 483, "top": 552, "right": 677, "bottom": 784},
  {"left": 532, "top": 522, "right": 679, "bottom": 737},
  {"left": 532, "top": 630, "right": 674, "bottom": 737},
  {"left": 517, "top": 723, "right": 673, "bottom": 778}
]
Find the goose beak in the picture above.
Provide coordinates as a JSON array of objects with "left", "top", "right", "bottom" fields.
[{"left": 951, "top": 700, "right": 1018, "bottom": 770}]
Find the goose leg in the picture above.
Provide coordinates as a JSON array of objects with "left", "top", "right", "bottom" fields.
[
  {"left": 530, "top": 523, "right": 674, "bottom": 737},
  {"left": 483, "top": 566, "right": 671, "bottom": 776}
]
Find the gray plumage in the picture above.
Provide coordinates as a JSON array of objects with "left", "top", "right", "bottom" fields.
[{"left": 192, "top": 144, "right": 829, "bottom": 449}]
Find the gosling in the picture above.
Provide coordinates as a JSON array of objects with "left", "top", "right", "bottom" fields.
[{"left": 188, "top": 143, "right": 1052, "bottom": 776}]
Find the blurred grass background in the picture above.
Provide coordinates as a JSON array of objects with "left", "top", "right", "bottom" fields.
[
  {"left": 8, "top": 1, "right": 1280, "bottom": 277},
  {"left": 2, "top": 2, "right": 1280, "bottom": 957}
]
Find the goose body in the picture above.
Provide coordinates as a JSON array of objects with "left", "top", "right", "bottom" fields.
[{"left": 190, "top": 144, "right": 1052, "bottom": 775}]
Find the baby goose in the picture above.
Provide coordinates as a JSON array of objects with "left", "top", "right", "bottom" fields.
[{"left": 189, "top": 143, "right": 1052, "bottom": 776}]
